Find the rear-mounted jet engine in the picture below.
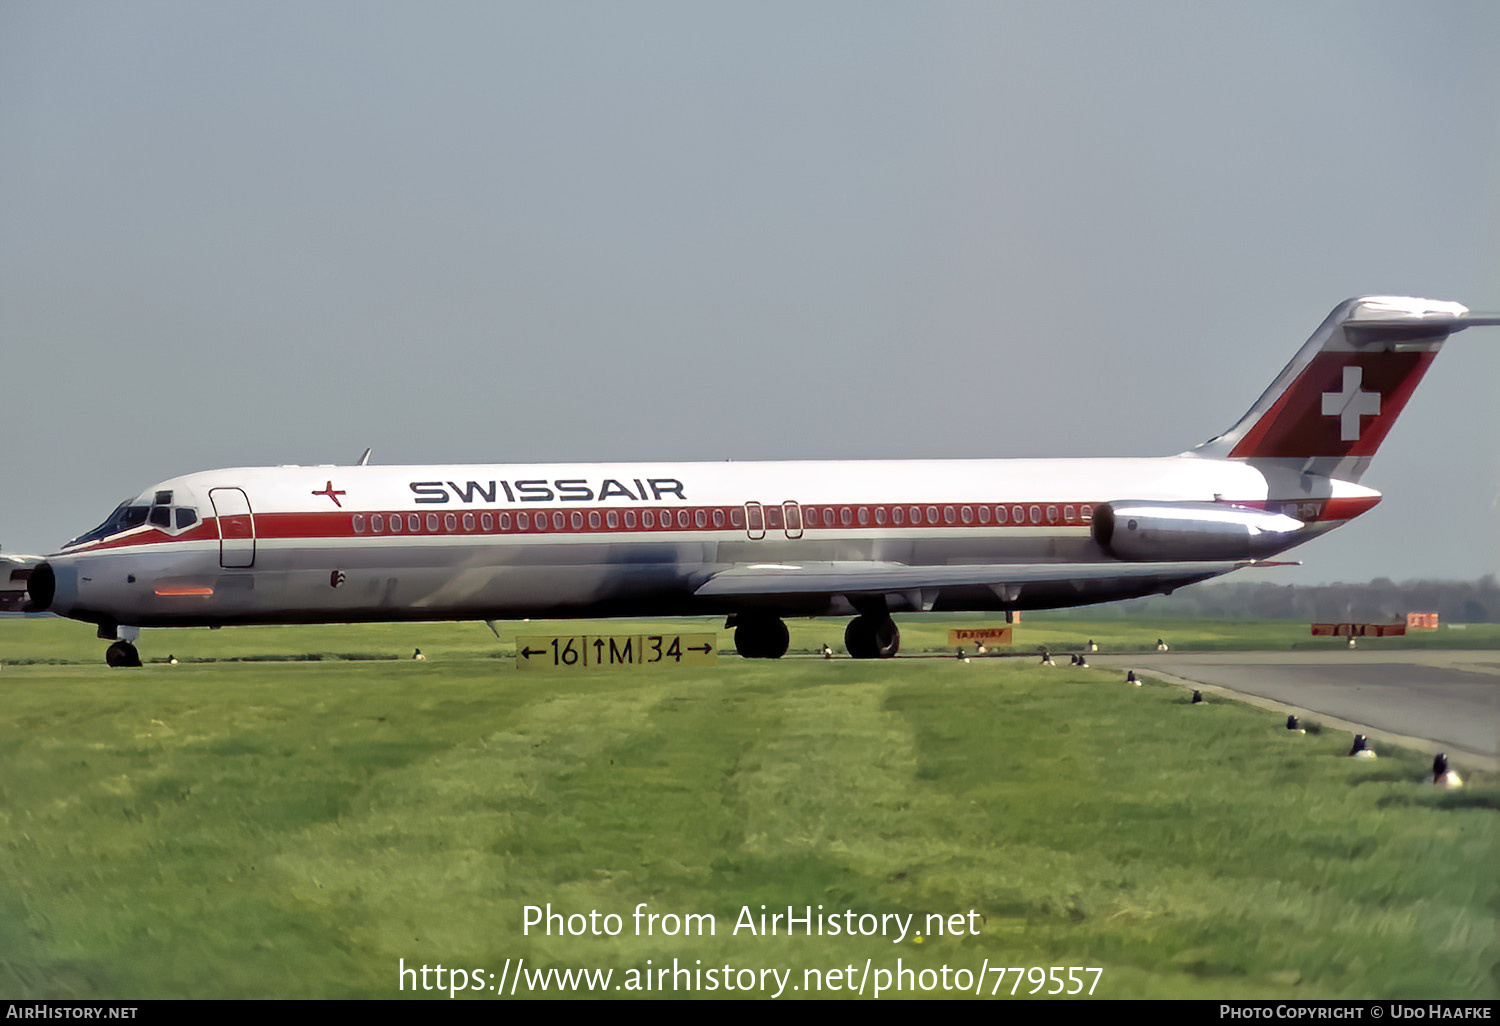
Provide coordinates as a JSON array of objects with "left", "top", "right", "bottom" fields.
[{"left": 1091, "top": 501, "right": 1304, "bottom": 562}]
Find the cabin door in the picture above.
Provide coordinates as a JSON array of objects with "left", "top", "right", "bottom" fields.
[{"left": 210, "top": 487, "right": 256, "bottom": 568}]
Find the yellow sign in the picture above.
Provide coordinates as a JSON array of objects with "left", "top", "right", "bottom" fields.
[
  {"left": 515, "top": 633, "right": 718, "bottom": 671},
  {"left": 947, "top": 627, "right": 1013, "bottom": 647}
]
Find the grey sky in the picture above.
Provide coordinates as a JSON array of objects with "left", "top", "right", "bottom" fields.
[{"left": 3, "top": 2, "right": 1496, "bottom": 586}]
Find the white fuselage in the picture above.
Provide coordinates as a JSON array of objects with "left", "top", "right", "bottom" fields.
[{"left": 39, "top": 455, "right": 1375, "bottom": 631}]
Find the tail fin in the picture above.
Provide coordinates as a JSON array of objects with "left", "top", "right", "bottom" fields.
[{"left": 1191, "top": 296, "right": 1494, "bottom": 481}]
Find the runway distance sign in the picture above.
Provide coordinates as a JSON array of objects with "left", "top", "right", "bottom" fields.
[{"left": 515, "top": 633, "right": 717, "bottom": 671}]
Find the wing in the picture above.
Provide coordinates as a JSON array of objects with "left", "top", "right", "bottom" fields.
[{"left": 695, "top": 559, "right": 1275, "bottom": 605}]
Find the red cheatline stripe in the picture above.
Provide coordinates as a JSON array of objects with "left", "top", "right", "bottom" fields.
[{"left": 62, "top": 495, "right": 1376, "bottom": 552}]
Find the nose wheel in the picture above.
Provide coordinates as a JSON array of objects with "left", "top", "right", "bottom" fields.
[{"left": 105, "top": 641, "right": 142, "bottom": 668}]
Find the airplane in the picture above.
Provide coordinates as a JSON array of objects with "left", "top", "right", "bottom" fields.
[{"left": 13, "top": 295, "right": 1498, "bottom": 667}]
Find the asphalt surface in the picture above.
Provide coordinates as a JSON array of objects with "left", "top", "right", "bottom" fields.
[{"left": 1093, "top": 650, "right": 1500, "bottom": 772}]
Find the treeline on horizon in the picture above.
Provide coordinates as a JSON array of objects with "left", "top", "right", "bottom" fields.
[{"left": 1043, "top": 575, "right": 1499, "bottom": 624}]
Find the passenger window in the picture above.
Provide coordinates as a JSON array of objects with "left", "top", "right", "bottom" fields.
[
  {"left": 892, "top": 506, "right": 905, "bottom": 526},
  {"left": 427, "top": 514, "right": 440, "bottom": 532},
  {"left": 464, "top": 513, "right": 476, "bottom": 531},
  {"left": 516, "top": 512, "right": 529, "bottom": 530},
  {"left": 643, "top": 510, "right": 655, "bottom": 529},
  {"left": 857, "top": 507, "right": 869, "bottom": 526},
  {"left": 695, "top": 509, "right": 707, "bottom": 528},
  {"left": 875, "top": 507, "right": 887, "bottom": 525},
  {"left": 408, "top": 514, "right": 421, "bottom": 532},
  {"left": 588, "top": 511, "right": 601, "bottom": 529},
  {"left": 390, "top": 515, "right": 403, "bottom": 533},
  {"left": 804, "top": 508, "right": 819, "bottom": 527},
  {"left": 677, "top": 509, "right": 690, "bottom": 528},
  {"left": 712, "top": 509, "right": 725, "bottom": 528},
  {"left": 353, "top": 514, "right": 366, "bottom": 534},
  {"left": 571, "top": 512, "right": 584, "bottom": 530},
  {"left": 943, "top": 506, "right": 956, "bottom": 524},
  {"left": 840, "top": 507, "right": 852, "bottom": 527},
  {"left": 729, "top": 508, "right": 743, "bottom": 529},
  {"left": 1064, "top": 505, "right": 1075, "bottom": 522},
  {"left": 1029, "top": 505, "right": 1042, "bottom": 524},
  {"left": 497, "top": 512, "right": 510, "bottom": 531},
  {"left": 552, "top": 512, "right": 565, "bottom": 530},
  {"left": 606, "top": 511, "right": 619, "bottom": 528},
  {"left": 926, "top": 506, "right": 939, "bottom": 525},
  {"left": 624, "top": 510, "right": 637, "bottom": 528},
  {"left": 961, "top": 506, "right": 973, "bottom": 524},
  {"left": 997, "top": 506, "right": 1008, "bottom": 524},
  {"left": 372, "top": 516, "right": 386, "bottom": 534}
]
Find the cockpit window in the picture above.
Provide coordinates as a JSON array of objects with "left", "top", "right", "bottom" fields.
[
  {"left": 66, "top": 497, "right": 201, "bottom": 547},
  {"left": 65, "top": 501, "right": 149, "bottom": 548}
]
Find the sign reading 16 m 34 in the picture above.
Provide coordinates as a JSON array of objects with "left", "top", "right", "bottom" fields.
[{"left": 515, "top": 634, "right": 717, "bottom": 671}]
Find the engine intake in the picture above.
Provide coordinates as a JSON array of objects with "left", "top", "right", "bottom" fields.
[
  {"left": 26, "top": 561, "right": 55, "bottom": 612},
  {"left": 1092, "top": 502, "right": 1304, "bottom": 561}
]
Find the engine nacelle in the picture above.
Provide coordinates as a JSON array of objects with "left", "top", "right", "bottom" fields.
[{"left": 1092, "top": 501, "right": 1304, "bottom": 561}]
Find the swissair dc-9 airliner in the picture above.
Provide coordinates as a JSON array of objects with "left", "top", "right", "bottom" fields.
[{"left": 13, "top": 296, "right": 1497, "bottom": 666}]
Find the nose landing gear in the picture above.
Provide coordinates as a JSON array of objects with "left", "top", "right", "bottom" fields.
[
  {"left": 105, "top": 641, "right": 142, "bottom": 668},
  {"left": 99, "top": 624, "right": 143, "bottom": 667}
]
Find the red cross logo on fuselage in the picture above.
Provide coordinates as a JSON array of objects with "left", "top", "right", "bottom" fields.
[{"left": 312, "top": 481, "right": 347, "bottom": 507}]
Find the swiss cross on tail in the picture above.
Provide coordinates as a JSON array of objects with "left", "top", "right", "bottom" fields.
[
  {"left": 1228, "top": 351, "right": 1432, "bottom": 459},
  {"left": 1320, "top": 366, "right": 1381, "bottom": 442}
]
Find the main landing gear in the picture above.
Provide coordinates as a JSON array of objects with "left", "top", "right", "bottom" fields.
[
  {"left": 844, "top": 614, "right": 900, "bottom": 659},
  {"left": 731, "top": 613, "right": 902, "bottom": 660},
  {"left": 734, "top": 614, "right": 790, "bottom": 659}
]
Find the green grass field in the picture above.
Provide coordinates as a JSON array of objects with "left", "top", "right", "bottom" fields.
[
  {"left": 6, "top": 614, "right": 1499, "bottom": 665},
  {"left": 1, "top": 617, "right": 1495, "bottom": 999}
]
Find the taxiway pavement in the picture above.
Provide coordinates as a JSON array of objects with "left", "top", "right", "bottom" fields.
[{"left": 1093, "top": 650, "right": 1499, "bottom": 772}]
